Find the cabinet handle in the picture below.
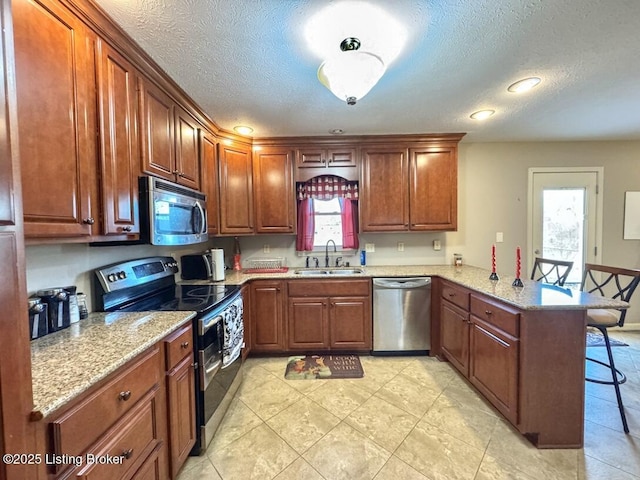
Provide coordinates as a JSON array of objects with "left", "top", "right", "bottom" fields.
[
  {"left": 121, "top": 448, "right": 133, "bottom": 460},
  {"left": 173, "top": 169, "right": 180, "bottom": 175},
  {"left": 181, "top": 341, "right": 189, "bottom": 349},
  {"left": 118, "top": 390, "right": 132, "bottom": 401},
  {"left": 485, "top": 310, "right": 493, "bottom": 316},
  {"left": 122, "top": 226, "right": 132, "bottom": 232},
  {"left": 448, "top": 293, "right": 456, "bottom": 297},
  {"left": 82, "top": 217, "right": 95, "bottom": 225}
]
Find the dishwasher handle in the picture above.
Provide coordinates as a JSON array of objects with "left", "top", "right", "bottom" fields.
[{"left": 373, "top": 277, "right": 431, "bottom": 289}]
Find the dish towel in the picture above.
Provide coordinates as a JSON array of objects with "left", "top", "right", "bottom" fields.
[{"left": 222, "top": 295, "right": 244, "bottom": 367}]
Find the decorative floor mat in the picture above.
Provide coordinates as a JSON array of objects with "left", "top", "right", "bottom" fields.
[{"left": 284, "top": 354, "right": 364, "bottom": 380}]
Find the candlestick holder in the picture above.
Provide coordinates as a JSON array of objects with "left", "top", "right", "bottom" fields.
[
  {"left": 512, "top": 277, "right": 524, "bottom": 288},
  {"left": 489, "top": 271, "right": 499, "bottom": 281}
]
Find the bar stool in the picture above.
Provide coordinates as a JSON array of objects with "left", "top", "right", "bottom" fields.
[
  {"left": 530, "top": 257, "right": 573, "bottom": 286},
  {"left": 582, "top": 263, "right": 640, "bottom": 433}
]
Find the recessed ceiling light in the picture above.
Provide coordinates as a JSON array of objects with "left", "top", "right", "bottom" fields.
[
  {"left": 507, "top": 77, "right": 541, "bottom": 93},
  {"left": 470, "top": 110, "right": 495, "bottom": 120},
  {"left": 233, "top": 125, "right": 253, "bottom": 135},
  {"left": 329, "top": 129, "right": 345, "bottom": 135}
]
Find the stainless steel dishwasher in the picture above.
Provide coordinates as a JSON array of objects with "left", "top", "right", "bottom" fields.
[{"left": 372, "top": 277, "right": 431, "bottom": 354}]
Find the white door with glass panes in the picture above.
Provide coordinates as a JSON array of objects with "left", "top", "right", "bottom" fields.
[{"left": 528, "top": 168, "right": 602, "bottom": 287}]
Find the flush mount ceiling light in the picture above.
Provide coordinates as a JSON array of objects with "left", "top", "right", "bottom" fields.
[
  {"left": 470, "top": 110, "right": 495, "bottom": 120},
  {"left": 507, "top": 77, "right": 541, "bottom": 93},
  {"left": 306, "top": 2, "right": 407, "bottom": 106},
  {"left": 233, "top": 125, "right": 253, "bottom": 135},
  {"left": 317, "top": 37, "right": 385, "bottom": 105}
]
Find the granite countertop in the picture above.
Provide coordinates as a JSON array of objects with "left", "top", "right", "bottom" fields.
[
  {"left": 197, "top": 264, "right": 629, "bottom": 311},
  {"left": 30, "top": 311, "right": 195, "bottom": 420}
]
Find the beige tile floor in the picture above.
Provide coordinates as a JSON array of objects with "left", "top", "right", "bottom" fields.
[{"left": 178, "top": 331, "right": 640, "bottom": 480}]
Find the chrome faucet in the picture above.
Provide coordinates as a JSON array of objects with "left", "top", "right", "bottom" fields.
[{"left": 325, "top": 240, "right": 337, "bottom": 268}]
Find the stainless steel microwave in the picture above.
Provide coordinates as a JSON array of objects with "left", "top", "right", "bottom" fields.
[{"left": 139, "top": 176, "right": 208, "bottom": 246}]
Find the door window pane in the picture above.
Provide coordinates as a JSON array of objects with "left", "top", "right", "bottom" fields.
[{"left": 542, "top": 188, "right": 585, "bottom": 285}]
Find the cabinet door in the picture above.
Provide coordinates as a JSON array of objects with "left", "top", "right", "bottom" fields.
[
  {"left": 326, "top": 147, "right": 357, "bottom": 169},
  {"left": 96, "top": 39, "right": 140, "bottom": 237},
  {"left": 139, "top": 77, "right": 175, "bottom": 181},
  {"left": 253, "top": 147, "right": 294, "bottom": 233},
  {"left": 329, "top": 296, "right": 372, "bottom": 350},
  {"left": 360, "top": 146, "right": 409, "bottom": 231},
  {"left": 288, "top": 297, "right": 329, "bottom": 350},
  {"left": 174, "top": 105, "right": 200, "bottom": 190},
  {"left": 469, "top": 316, "right": 519, "bottom": 424},
  {"left": 130, "top": 444, "right": 166, "bottom": 480},
  {"left": 200, "top": 130, "right": 219, "bottom": 235},
  {"left": 440, "top": 300, "right": 469, "bottom": 375},
  {"left": 409, "top": 147, "right": 457, "bottom": 231},
  {"left": 167, "top": 356, "right": 196, "bottom": 478},
  {"left": 250, "top": 281, "right": 285, "bottom": 352},
  {"left": 219, "top": 142, "right": 254, "bottom": 234},
  {"left": 296, "top": 148, "right": 325, "bottom": 168},
  {"left": 14, "top": 0, "right": 97, "bottom": 237}
]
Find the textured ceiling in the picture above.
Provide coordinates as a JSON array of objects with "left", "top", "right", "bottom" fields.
[{"left": 93, "top": 0, "right": 640, "bottom": 142}]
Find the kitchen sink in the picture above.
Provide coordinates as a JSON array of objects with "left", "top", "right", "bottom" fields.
[
  {"left": 294, "top": 269, "right": 329, "bottom": 275},
  {"left": 294, "top": 268, "right": 364, "bottom": 276},
  {"left": 327, "top": 268, "right": 364, "bottom": 275}
]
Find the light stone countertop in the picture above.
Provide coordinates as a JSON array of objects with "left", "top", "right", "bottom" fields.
[
  {"left": 30, "top": 311, "right": 195, "bottom": 420},
  {"left": 199, "top": 264, "right": 629, "bottom": 311}
]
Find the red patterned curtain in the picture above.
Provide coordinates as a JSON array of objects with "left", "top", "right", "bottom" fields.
[
  {"left": 296, "top": 176, "right": 359, "bottom": 200},
  {"left": 296, "top": 176, "right": 359, "bottom": 251}
]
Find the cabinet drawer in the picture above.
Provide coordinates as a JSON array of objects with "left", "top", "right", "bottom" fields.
[
  {"left": 470, "top": 295, "right": 520, "bottom": 337},
  {"left": 288, "top": 279, "right": 370, "bottom": 297},
  {"left": 441, "top": 282, "right": 470, "bottom": 310},
  {"left": 74, "top": 388, "right": 161, "bottom": 480},
  {"left": 52, "top": 347, "right": 161, "bottom": 458},
  {"left": 164, "top": 323, "right": 193, "bottom": 371}
]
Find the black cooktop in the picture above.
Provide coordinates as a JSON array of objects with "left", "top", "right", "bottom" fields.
[{"left": 115, "top": 283, "right": 239, "bottom": 315}]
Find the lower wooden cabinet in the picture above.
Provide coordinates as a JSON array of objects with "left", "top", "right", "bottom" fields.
[
  {"left": 287, "top": 280, "right": 372, "bottom": 351},
  {"left": 45, "top": 346, "right": 169, "bottom": 479},
  {"left": 164, "top": 324, "right": 196, "bottom": 478},
  {"left": 438, "top": 279, "right": 520, "bottom": 426},
  {"left": 250, "top": 280, "right": 285, "bottom": 352},
  {"left": 40, "top": 323, "right": 198, "bottom": 480}
]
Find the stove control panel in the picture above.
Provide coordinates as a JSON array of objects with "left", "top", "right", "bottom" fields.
[{"left": 95, "top": 256, "right": 179, "bottom": 293}]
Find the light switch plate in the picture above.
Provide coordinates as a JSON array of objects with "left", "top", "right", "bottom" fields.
[
  {"left": 433, "top": 240, "right": 441, "bottom": 251},
  {"left": 365, "top": 243, "right": 375, "bottom": 253},
  {"left": 397, "top": 242, "right": 404, "bottom": 252},
  {"left": 496, "top": 232, "right": 504, "bottom": 243},
  {"left": 263, "top": 244, "right": 270, "bottom": 253}
]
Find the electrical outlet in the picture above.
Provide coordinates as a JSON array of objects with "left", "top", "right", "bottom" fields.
[
  {"left": 263, "top": 244, "right": 270, "bottom": 253},
  {"left": 433, "top": 240, "right": 441, "bottom": 251},
  {"left": 365, "top": 243, "right": 375, "bottom": 253},
  {"left": 397, "top": 242, "right": 404, "bottom": 252},
  {"left": 496, "top": 232, "right": 504, "bottom": 243}
]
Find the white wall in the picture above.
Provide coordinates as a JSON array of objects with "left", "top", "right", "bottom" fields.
[{"left": 25, "top": 140, "right": 640, "bottom": 324}]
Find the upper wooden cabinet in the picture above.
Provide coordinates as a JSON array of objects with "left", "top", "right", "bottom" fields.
[
  {"left": 360, "top": 136, "right": 462, "bottom": 232},
  {"left": 139, "top": 77, "right": 201, "bottom": 190},
  {"left": 218, "top": 141, "right": 254, "bottom": 234},
  {"left": 199, "top": 130, "right": 219, "bottom": 235},
  {"left": 253, "top": 147, "right": 295, "bottom": 233},
  {"left": 14, "top": 0, "right": 98, "bottom": 238},
  {"left": 360, "top": 145, "right": 409, "bottom": 231},
  {"left": 96, "top": 39, "right": 140, "bottom": 238},
  {"left": 295, "top": 145, "right": 358, "bottom": 181},
  {"left": 409, "top": 146, "right": 458, "bottom": 231}
]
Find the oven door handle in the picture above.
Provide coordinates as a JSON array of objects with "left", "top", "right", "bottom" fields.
[
  {"left": 199, "top": 314, "right": 223, "bottom": 336},
  {"left": 199, "top": 350, "right": 222, "bottom": 391}
]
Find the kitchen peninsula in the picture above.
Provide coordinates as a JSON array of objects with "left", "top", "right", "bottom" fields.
[{"left": 220, "top": 264, "right": 627, "bottom": 448}]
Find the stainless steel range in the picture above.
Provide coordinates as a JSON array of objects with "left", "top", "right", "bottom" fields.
[{"left": 93, "top": 256, "right": 243, "bottom": 454}]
